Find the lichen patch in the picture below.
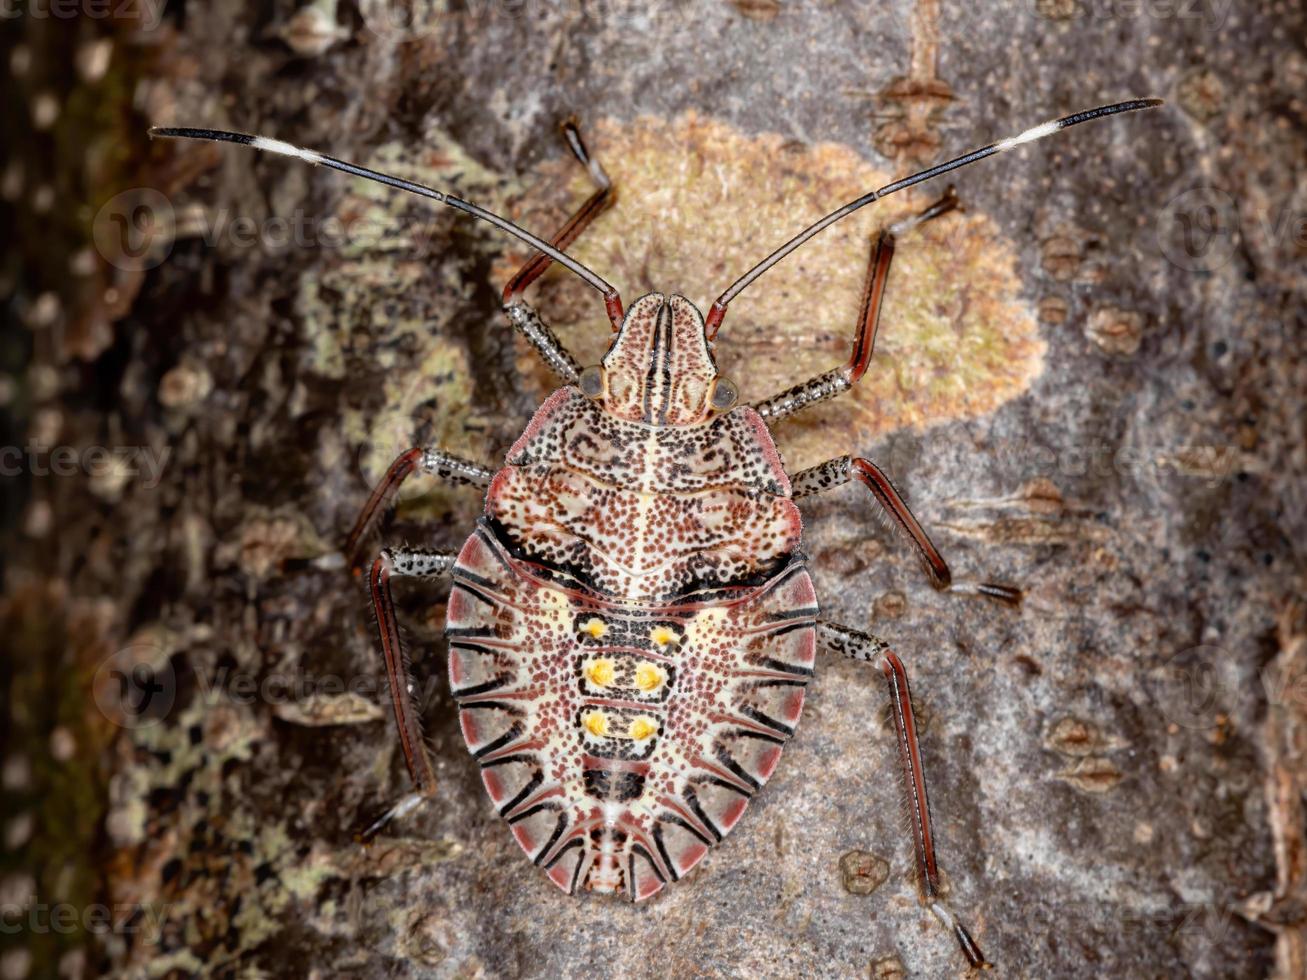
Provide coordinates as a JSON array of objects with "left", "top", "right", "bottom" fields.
[{"left": 507, "top": 112, "right": 1046, "bottom": 465}]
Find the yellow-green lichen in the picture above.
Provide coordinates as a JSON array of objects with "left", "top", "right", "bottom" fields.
[
  {"left": 508, "top": 112, "right": 1046, "bottom": 468},
  {"left": 294, "top": 132, "right": 508, "bottom": 519}
]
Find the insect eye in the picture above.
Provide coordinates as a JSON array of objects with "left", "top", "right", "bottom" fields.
[
  {"left": 710, "top": 377, "right": 738, "bottom": 411},
  {"left": 579, "top": 365, "right": 605, "bottom": 399}
]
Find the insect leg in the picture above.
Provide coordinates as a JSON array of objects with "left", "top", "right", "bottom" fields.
[
  {"left": 503, "top": 120, "right": 614, "bottom": 307},
  {"left": 818, "top": 620, "right": 989, "bottom": 970},
  {"left": 502, "top": 303, "right": 586, "bottom": 384},
  {"left": 751, "top": 188, "right": 958, "bottom": 424},
  {"left": 792, "top": 455, "right": 1021, "bottom": 606},
  {"left": 361, "top": 546, "right": 459, "bottom": 840},
  {"left": 344, "top": 447, "right": 492, "bottom": 569},
  {"left": 501, "top": 121, "right": 622, "bottom": 380}
]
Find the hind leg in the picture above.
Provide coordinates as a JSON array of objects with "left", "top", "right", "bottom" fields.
[
  {"left": 819, "top": 620, "right": 990, "bottom": 970},
  {"left": 361, "top": 546, "right": 459, "bottom": 838}
]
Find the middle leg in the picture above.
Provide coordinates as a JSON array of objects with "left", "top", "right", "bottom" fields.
[
  {"left": 792, "top": 455, "right": 1021, "bottom": 605},
  {"left": 344, "top": 447, "right": 492, "bottom": 570}
]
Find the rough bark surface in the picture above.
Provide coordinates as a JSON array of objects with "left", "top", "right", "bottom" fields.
[{"left": 2, "top": 2, "right": 1305, "bottom": 978}]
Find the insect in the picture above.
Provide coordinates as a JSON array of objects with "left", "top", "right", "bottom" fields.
[{"left": 152, "top": 96, "right": 1160, "bottom": 968}]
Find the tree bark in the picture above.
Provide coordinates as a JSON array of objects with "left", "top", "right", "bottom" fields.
[{"left": 2, "top": 2, "right": 1304, "bottom": 977}]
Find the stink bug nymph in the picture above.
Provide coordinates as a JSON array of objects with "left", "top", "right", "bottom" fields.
[{"left": 151, "top": 97, "right": 1162, "bottom": 968}]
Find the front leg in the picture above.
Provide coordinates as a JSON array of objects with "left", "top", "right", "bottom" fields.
[
  {"left": 502, "top": 120, "right": 614, "bottom": 309},
  {"left": 819, "top": 621, "right": 989, "bottom": 970},
  {"left": 792, "top": 455, "right": 1021, "bottom": 606},
  {"left": 502, "top": 303, "right": 586, "bottom": 384},
  {"left": 502, "top": 119, "right": 623, "bottom": 382},
  {"left": 751, "top": 188, "right": 959, "bottom": 423},
  {"left": 344, "top": 447, "right": 493, "bottom": 569}
]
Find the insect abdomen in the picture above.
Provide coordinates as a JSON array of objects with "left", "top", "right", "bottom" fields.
[{"left": 447, "top": 387, "right": 816, "bottom": 900}]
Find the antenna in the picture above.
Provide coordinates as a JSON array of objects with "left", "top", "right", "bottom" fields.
[
  {"left": 148, "top": 126, "right": 619, "bottom": 301},
  {"left": 703, "top": 97, "right": 1164, "bottom": 338}
]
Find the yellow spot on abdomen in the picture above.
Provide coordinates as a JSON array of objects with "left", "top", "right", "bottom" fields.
[
  {"left": 629, "top": 716, "right": 658, "bottom": 741},
  {"left": 650, "top": 626, "right": 677, "bottom": 647},
  {"left": 583, "top": 711, "right": 610, "bottom": 737},
  {"left": 635, "top": 662, "right": 666, "bottom": 692},
  {"left": 584, "top": 658, "right": 615, "bottom": 687},
  {"left": 580, "top": 617, "right": 608, "bottom": 639}
]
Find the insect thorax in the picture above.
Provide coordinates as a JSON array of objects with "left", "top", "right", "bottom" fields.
[{"left": 492, "top": 386, "right": 801, "bottom": 602}]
